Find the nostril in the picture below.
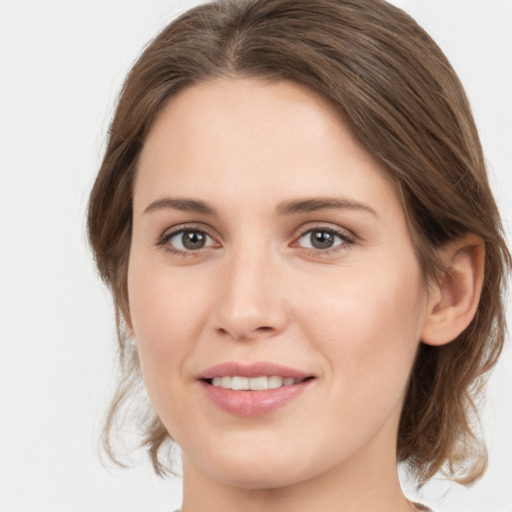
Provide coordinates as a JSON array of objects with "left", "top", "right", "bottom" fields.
[{"left": 215, "top": 324, "right": 276, "bottom": 341}]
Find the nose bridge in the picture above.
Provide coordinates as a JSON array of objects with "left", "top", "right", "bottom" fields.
[{"left": 214, "top": 237, "right": 286, "bottom": 340}]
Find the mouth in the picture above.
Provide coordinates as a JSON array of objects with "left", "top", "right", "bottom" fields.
[
  {"left": 198, "top": 362, "right": 316, "bottom": 416},
  {"left": 203, "top": 375, "right": 315, "bottom": 390}
]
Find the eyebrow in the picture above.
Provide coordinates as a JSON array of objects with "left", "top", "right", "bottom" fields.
[
  {"left": 143, "top": 197, "right": 217, "bottom": 216},
  {"left": 276, "top": 197, "right": 378, "bottom": 217},
  {"left": 142, "top": 196, "right": 378, "bottom": 218}
]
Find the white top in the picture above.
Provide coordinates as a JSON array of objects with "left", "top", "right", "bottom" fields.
[{"left": 174, "top": 504, "right": 434, "bottom": 511}]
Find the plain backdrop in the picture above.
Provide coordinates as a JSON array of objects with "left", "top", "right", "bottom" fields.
[{"left": 0, "top": 1, "right": 511, "bottom": 511}]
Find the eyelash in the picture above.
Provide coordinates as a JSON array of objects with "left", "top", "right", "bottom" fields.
[
  {"left": 155, "top": 224, "right": 356, "bottom": 258},
  {"left": 155, "top": 224, "right": 217, "bottom": 257},
  {"left": 293, "top": 227, "right": 355, "bottom": 257}
]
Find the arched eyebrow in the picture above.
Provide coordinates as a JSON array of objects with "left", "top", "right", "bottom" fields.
[
  {"left": 276, "top": 197, "right": 378, "bottom": 217},
  {"left": 143, "top": 196, "right": 378, "bottom": 218},
  {"left": 143, "top": 198, "right": 217, "bottom": 216}
]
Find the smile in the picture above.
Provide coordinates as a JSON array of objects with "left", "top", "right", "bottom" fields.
[
  {"left": 209, "top": 376, "right": 305, "bottom": 390},
  {"left": 199, "top": 362, "right": 316, "bottom": 416}
]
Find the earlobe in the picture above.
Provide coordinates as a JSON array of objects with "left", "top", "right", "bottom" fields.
[
  {"left": 122, "top": 302, "right": 135, "bottom": 338},
  {"left": 125, "top": 314, "right": 135, "bottom": 338},
  {"left": 126, "top": 322, "right": 135, "bottom": 338},
  {"left": 421, "top": 234, "right": 485, "bottom": 347}
]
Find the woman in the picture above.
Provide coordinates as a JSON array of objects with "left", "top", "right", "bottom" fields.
[{"left": 87, "top": 0, "right": 510, "bottom": 510}]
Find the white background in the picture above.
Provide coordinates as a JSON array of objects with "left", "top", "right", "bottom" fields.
[{"left": 0, "top": 1, "right": 511, "bottom": 511}]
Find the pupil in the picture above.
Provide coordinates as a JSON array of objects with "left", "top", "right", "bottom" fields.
[
  {"left": 311, "top": 230, "right": 334, "bottom": 249},
  {"left": 183, "top": 231, "right": 205, "bottom": 249}
]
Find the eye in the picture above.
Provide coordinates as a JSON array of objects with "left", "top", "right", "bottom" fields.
[
  {"left": 296, "top": 228, "right": 351, "bottom": 251},
  {"left": 161, "top": 228, "right": 217, "bottom": 253}
]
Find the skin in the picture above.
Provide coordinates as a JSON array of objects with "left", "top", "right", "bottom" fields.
[{"left": 127, "top": 78, "right": 482, "bottom": 512}]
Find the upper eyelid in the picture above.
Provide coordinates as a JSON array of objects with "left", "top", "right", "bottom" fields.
[
  {"left": 160, "top": 223, "right": 216, "bottom": 238},
  {"left": 159, "top": 222, "right": 352, "bottom": 235},
  {"left": 292, "top": 222, "right": 356, "bottom": 241},
  {"left": 293, "top": 228, "right": 355, "bottom": 249}
]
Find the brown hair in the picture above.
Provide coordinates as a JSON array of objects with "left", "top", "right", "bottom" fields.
[{"left": 88, "top": 0, "right": 510, "bottom": 486}]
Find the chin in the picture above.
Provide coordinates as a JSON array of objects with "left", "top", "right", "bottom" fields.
[
  {"left": 213, "top": 463, "right": 308, "bottom": 490},
  {"left": 189, "top": 437, "right": 322, "bottom": 490}
]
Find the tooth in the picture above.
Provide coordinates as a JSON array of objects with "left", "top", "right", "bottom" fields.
[
  {"left": 268, "top": 376, "right": 283, "bottom": 389},
  {"left": 249, "top": 376, "right": 268, "bottom": 390},
  {"left": 220, "top": 376, "right": 232, "bottom": 388},
  {"left": 232, "top": 376, "right": 250, "bottom": 390},
  {"left": 211, "top": 375, "right": 298, "bottom": 390}
]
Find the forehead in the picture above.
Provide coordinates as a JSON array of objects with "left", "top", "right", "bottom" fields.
[{"left": 135, "top": 78, "right": 400, "bottom": 220}]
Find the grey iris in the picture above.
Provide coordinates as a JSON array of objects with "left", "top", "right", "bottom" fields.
[
  {"left": 182, "top": 231, "right": 206, "bottom": 250},
  {"left": 311, "top": 230, "right": 335, "bottom": 249}
]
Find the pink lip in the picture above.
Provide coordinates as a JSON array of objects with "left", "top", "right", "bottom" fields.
[
  {"left": 199, "top": 361, "right": 311, "bottom": 380},
  {"left": 198, "top": 361, "right": 315, "bottom": 417}
]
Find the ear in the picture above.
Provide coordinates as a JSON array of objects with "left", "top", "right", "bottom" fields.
[{"left": 421, "top": 234, "right": 485, "bottom": 346}]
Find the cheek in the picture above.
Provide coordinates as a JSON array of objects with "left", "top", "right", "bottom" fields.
[
  {"left": 303, "top": 262, "right": 423, "bottom": 335},
  {"left": 127, "top": 258, "right": 212, "bottom": 390},
  {"left": 298, "top": 261, "right": 424, "bottom": 403}
]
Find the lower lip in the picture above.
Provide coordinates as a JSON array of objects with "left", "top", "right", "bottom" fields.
[{"left": 200, "top": 380, "right": 314, "bottom": 417}]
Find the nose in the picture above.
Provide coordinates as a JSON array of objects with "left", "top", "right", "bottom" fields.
[{"left": 212, "top": 244, "right": 289, "bottom": 342}]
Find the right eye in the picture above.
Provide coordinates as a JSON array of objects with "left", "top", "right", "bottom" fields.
[{"left": 160, "top": 228, "right": 218, "bottom": 254}]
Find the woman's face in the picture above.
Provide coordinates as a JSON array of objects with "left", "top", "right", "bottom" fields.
[{"left": 128, "top": 78, "right": 430, "bottom": 489}]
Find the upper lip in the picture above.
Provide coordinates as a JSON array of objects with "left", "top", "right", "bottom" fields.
[{"left": 198, "top": 361, "right": 313, "bottom": 380}]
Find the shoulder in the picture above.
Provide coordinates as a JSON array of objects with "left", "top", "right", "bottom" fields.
[{"left": 412, "top": 503, "right": 435, "bottom": 511}]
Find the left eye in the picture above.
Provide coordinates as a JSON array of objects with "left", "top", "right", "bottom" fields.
[
  {"left": 297, "top": 229, "right": 346, "bottom": 250},
  {"left": 167, "top": 229, "right": 216, "bottom": 251}
]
